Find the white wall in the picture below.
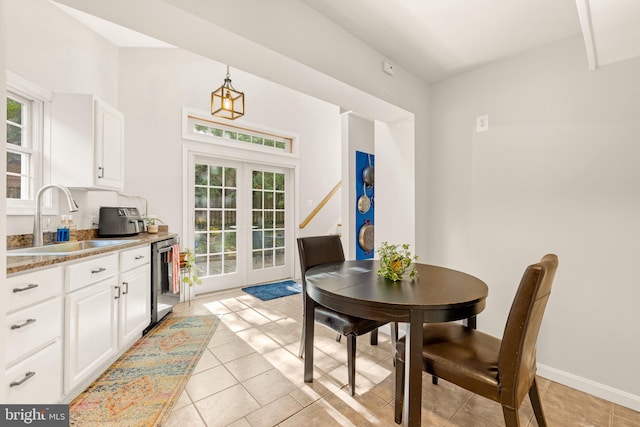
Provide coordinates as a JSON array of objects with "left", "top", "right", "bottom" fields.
[
  {"left": 429, "top": 35, "right": 640, "bottom": 409},
  {"left": 5, "top": 0, "right": 120, "bottom": 233},
  {"left": 5, "top": 0, "right": 118, "bottom": 105},
  {"left": 117, "top": 47, "right": 342, "bottom": 240},
  {"left": 51, "top": 0, "right": 426, "bottom": 259},
  {"left": 5, "top": 1, "right": 343, "bottom": 239}
]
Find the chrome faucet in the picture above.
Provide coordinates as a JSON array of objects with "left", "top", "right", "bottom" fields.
[{"left": 33, "top": 184, "right": 79, "bottom": 247}]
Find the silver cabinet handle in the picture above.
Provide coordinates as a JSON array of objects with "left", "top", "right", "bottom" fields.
[
  {"left": 11, "top": 318, "right": 37, "bottom": 330},
  {"left": 114, "top": 285, "right": 121, "bottom": 300},
  {"left": 98, "top": 166, "right": 104, "bottom": 179},
  {"left": 91, "top": 267, "right": 107, "bottom": 274},
  {"left": 13, "top": 283, "right": 38, "bottom": 293},
  {"left": 10, "top": 371, "right": 35, "bottom": 387},
  {"left": 135, "top": 255, "right": 144, "bottom": 260},
  {"left": 122, "top": 282, "right": 129, "bottom": 295}
]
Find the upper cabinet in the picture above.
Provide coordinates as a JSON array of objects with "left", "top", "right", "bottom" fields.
[{"left": 51, "top": 94, "right": 124, "bottom": 190}]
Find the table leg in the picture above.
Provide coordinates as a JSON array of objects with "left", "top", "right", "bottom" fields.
[
  {"left": 403, "top": 310, "right": 423, "bottom": 427},
  {"left": 304, "top": 295, "right": 315, "bottom": 383},
  {"left": 464, "top": 315, "right": 477, "bottom": 329}
]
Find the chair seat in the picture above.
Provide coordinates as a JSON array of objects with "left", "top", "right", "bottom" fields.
[
  {"left": 396, "top": 323, "right": 502, "bottom": 401},
  {"left": 315, "top": 305, "right": 387, "bottom": 336}
]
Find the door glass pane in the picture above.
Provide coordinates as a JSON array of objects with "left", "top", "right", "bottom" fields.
[
  {"left": 194, "top": 162, "right": 238, "bottom": 277},
  {"left": 252, "top": 169, "right": 286, "bottom": 271}
]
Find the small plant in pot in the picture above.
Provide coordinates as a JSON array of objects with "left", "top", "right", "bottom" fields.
[
  {"left": 144, "top": 215, "right": 163, "bottom": 234},
  {"left": 377, "top": 242, "right": 418, "bottom": 281},
  {"left": 180, "top": 248, "right": 202, "bottom": 288}
]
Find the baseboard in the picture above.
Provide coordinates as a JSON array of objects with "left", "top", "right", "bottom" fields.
[{"left": 537, "top": 363, "right": 640, "bottom": 412}]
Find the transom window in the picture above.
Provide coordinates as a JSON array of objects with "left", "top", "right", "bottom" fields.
[{"left": 186, "top": 115, "right": 293, "bottom": 153}]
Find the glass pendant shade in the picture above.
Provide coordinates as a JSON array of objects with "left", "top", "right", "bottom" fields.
[{"left": 211, "top": 66, "right": 244, "bottom": 120}]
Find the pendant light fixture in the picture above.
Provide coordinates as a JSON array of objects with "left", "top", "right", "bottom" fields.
[{"left": 211, "top": 65, "right": 245, "bottom": 120}]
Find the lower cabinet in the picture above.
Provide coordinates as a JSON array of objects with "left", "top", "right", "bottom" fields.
[
  {"left": 4, "top": 340, "right": 63, "bottom": 404},
  {"left": 64, "top": 277, "right": 118, "bottom": 395},
  {"left": 5, "top": 267, "right": 64, "bottom": 403},
  {"left": 118, "top": 263, "right": 151, "bottom": 348},
  {"left": 6, "top": 244, "right": 153, "bottom": 402}
]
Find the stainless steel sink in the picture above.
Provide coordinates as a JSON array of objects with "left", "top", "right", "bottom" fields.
[{"left": 8, "top": 239, "right": 139, "bottom": 256}]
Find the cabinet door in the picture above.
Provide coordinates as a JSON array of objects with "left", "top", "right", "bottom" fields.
[
  {"left": 65, "top": 278, "right": 118, "bottom": 395},
  {"left": 119, "top": 264, "right": 151, "bottom": 347},
  {"left": 94, "top": 99, "right": 124, "bottom": 190}
]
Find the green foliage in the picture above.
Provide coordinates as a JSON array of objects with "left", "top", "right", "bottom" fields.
[
  {"left": 376, "top": 242, "right": 418, "bottom": 281},
  {"left": 181, "top": 248, "right": 202, "bottom": 287}
]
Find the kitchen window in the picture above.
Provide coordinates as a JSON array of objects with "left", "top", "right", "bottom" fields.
[{"left": 5, "top": 73, "right": 52, "bottom": 215}]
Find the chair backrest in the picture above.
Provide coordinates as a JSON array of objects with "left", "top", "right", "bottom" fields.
[
  {"left": 498, "top": 254, "right": 558, "bottom": 406},
  {"left": 297, "top": 235, "right": 345, "bottom": 289}
]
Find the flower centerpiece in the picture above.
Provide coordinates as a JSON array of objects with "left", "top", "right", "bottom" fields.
[{"left": 377, "top": 242, "right": 418, "bottom": 281}]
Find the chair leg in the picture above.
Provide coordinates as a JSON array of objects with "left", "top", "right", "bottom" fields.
[
  {"left": 347, "top": 334, "right": 356, "bottom": 395},
  {"left": 502, "top": 406, "right": 521, "bottom": 427},
  {"left": 298, "top": 317, "right": 305, "bottom": 358},
  {"left": 370, "top": 328, "right": 379, "bottom": 345},
  {"left": 394, "top": 357, "right": 405, "bottom": 424},
  {"left": 529, "top": 378, "right": 547, "bottom": 427}
]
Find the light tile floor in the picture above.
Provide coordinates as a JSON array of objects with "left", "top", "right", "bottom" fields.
[{"left": 166, "top": 289, "right": 640, "bottom": 427}]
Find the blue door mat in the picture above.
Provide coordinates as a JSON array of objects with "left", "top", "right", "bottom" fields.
[{"left": 241, "top": 280, "right": 302, "bottom": 301}]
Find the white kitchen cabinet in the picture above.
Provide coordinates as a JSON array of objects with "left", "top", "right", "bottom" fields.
[
  {"left": 51, "top": 93, "right": 124, "bottom": 190},
  {"left": 4, "top": 341, "right": 63, "bottom": 404},
  {"left": 5, "top": 266, "right": 64, "bottom": 403},
  {"left": 65, "top": 277, "right": 118, "bottom": 396},
  {"left": 64, "top": 254, "right": 119, "bottom": 395},
  {"left": 118, "top": 246, "right": 151, "bottom": 348}
]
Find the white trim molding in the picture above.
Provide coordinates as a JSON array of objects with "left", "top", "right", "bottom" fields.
[{"left": 538, "top": 363, "right": 640, "bottom": 412}]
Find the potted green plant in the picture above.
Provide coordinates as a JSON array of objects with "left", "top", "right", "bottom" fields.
[
  {"left": 180, "top": 248, "right": 202, "bottom": 287},
  {"left": 377, "top": 242, "right": 418, "bottom": 281},
  {"left": 144, "top": 215, "right": 163, "bottom": 234}
]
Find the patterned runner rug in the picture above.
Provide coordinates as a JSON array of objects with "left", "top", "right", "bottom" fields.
[{"left": 70, "top": 314, "right": 219, "bottom": 426}]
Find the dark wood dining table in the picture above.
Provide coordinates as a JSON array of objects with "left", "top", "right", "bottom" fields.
[{"left": 303, "top": 259, "right": 488, "bottom": 427}]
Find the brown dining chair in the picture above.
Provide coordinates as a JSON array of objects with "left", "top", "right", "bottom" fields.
[
  {"left": 394, "top": 254, "right": 558, "bottom": 426},
  {"left": 298, "top": 235, "right": 394, "bottom": 395}
]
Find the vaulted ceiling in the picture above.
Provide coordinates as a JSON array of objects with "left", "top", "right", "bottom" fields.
[{"left": 54, "top": 0, "right": 640, "bottom": 84}]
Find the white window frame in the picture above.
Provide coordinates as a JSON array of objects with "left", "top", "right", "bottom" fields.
[
  {"left": 6, "top": 72, "right": 53, "bottom": 215},
  {"left": 182, "top": 106, "right": 299, "bottom": 158}
]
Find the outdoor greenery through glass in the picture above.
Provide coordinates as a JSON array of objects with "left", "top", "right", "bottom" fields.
[
  {"left": 6, "top": 95, "right": 30, "bottom": 199},
  {"left": 252, "top": 170, "right": 286, "bottom": 270},
  {"left": 194, "top": 163, "right": 238, "bottom": 278},
  {"left": 193, "top": 123, "right": 290, "bottom": 152}
]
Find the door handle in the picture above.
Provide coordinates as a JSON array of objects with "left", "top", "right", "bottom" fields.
[
  {"left": 122, "top": 282, "right": 129, "bottom": 295},
  {"left": 91, "top": 267, "right": 107, "bottom": 274},
  {"left": 114, "top": 285, "right": 121, "bottom": 300},
  {"left": 98, "top": 166, "right": 104, "bottom": 178}
]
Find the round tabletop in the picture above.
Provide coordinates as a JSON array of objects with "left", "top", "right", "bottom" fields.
[{"left": 305, "top": 259, "right": 488, "bottom": 323}]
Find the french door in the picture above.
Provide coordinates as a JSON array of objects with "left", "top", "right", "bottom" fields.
[{"left": 187, "top": 156, "right": 294, "bottom": 293}]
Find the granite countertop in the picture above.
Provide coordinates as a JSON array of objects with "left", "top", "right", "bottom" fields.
[{"left": 7, "top": 232, "right": 178, "bottom": 275}]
